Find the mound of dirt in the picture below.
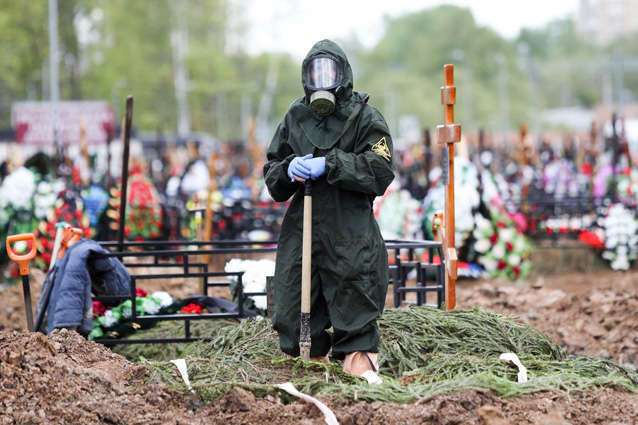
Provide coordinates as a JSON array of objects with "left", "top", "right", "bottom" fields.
[
  {"left": 2, "top": 265, "right": 638, "bottom": 424},
  {"left": 0, "top": 329, "right": 207, "bottom": 424},
  {"left": 1, "top": 329, "right": 637, "bottom": 424},
  {"left": 205, "top": 387, "right": 638, "bottom": 425},
  {"left": 459, "top": 271, "right": 638, "bottom": 366}
]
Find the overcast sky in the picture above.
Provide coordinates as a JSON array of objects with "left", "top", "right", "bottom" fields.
[{"left": 239, "top": 0, "right": 579, "bottom": 58}]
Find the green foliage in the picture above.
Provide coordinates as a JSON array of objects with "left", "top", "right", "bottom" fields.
[
  {"left": 116, "top": 307, "right": 638, "bottom": 404},
  {"left": 77, "top": 0, "right": 301, "bottom": 139},
  {"left": 354, "top": 6, "right": 528, "bottom": 131},
  {"left": 2, "top": 3, "right": 638, "bottom": 137}
]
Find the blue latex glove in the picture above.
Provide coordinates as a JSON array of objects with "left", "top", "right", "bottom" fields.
[
  {"left": 288, "top": 154, "right": 313, "bottom": 181},
  {"left": 305, "top": 157, "right": 326, "bottom": 180}
]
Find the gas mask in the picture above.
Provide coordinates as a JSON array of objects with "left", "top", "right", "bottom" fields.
[{"left": 305, "top": 57, "right": 342, "bottom": 116}]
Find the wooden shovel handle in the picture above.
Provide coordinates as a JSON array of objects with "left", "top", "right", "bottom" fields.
[{"left": 301, "top": 181, "right": 312, "bottom": 314}]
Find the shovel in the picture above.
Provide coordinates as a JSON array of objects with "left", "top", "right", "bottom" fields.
[
  {"left": 6, "top": 233, "right": 37, "bottom": 331},
  {"left": 48, "top": 222, "right": 68, "bottom": 271},
  {"left": 299, "top": 180, "right": 312, "bottom": 360}
]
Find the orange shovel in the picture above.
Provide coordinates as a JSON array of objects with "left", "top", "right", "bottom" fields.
[{"left": 6, "top": 233, "right": 37, "bottom": 331}]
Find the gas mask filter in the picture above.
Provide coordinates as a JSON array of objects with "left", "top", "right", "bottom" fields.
[{"left": 306, "top": 57, "right": 342, "bottom": 116}]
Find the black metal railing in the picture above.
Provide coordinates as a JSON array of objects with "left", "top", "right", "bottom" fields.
[{"left": 92, "top": 238, "right": 446, "bottom": 345}]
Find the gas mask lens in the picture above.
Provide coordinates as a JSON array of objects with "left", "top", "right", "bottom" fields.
[{"left": 307, "top": 57, "right": 340, "bottom": 90}]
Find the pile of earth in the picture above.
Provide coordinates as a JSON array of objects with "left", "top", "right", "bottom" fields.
[
  {"left": 0, "top": 329, "right": 206, "bottom": 424},
  {"left": 2, "top": 264, "right": 638, "bottom": 424},
  {"left": 1, "top": 329, "right": 637, "bottom": 425},
  {"left": 459, "top": 269, "right": 638, "bottom": 367}
]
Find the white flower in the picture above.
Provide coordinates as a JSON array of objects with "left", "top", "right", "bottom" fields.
[
  {"left": 475, "top": 215, "right": 490, "bottom": 229},
  {"left": 514, "top": 236, "right": 527, "bottom": 252},
  {"left": 569, "top": 217, "right": 581, "bottom": 230},
  {"left": 37, "top": 182, "right": 52, "bottom": 193},
  {"left": 250, "top": 295, "right": 267, "bottom": 311},
  {"left": 492, "top": 243, "right": 505, "bottom": 259},
  {"left": 52, "top": 179, "right": 65, "bottom": 193},
  {"left": 481, "top": 256, "right": 498, "bottom": 271},
  {"left": 508, "top": 254, "right": 521, "bottom": 266},
  {"left": 499, "top": 228, "right": 514, "bottom": 243},
  {"left": 0, "top": 167, "right": 36, "bottom": 209},
  {"left": 142, "top": 298, "right": 160, "bottom": 315},
  {"left": 225, "top": 258, "right": 276, "bottom": 311},
  {"left": 474, "top": 239, "right": 490, "bottom": 254},
  {"left": 611, "top": 256, "right": 630, "bottom": 271},
  {"left": 151, "top": 291, "right": 173, "bottom": 308},
  {"left": 101, "top": 310, "right": 118, "bottom": 327}
]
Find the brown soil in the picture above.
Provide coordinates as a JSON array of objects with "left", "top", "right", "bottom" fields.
[
  {"left": 0, "top": 329, "right": 204, "bottom": 425},
  {"left": 2, "top": 263, "right": 638, "bottom": 423},
  {"left": 458, "top": 269, "right": 638, "bottom": 366},
  {"left": 206, "top": 387, "right": 638, "bottom": 425},
  {"left": 2, "top": 329, "right": 637, "bottom": 425}
]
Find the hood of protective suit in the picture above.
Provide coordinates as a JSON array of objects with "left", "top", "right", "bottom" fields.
[
  {"left": 301, "top": 39, "right": 354, "bottom": 103},
  {"left": 288, "top": 39, "right": 367, "bottom": 150}
]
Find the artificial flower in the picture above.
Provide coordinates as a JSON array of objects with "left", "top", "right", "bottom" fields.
[
  {"left": 151, "top": 291, "right": 174, "bottom": 308},
  {"left": 180, "top": 303, "right": 204, "bottom": 314},
  {"left": 141, "top": 298, "right": 160, "bottom": 315},
  {"left": 92, "top": 300, "right": 106, "bottom": 318}
]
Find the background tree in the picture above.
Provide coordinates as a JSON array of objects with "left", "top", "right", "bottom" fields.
[{"left": 1, "top": 3, "right": 637, "bottom": 140}]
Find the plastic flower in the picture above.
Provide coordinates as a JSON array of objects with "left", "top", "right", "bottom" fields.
[
  {"left": 141, "top": 297, "right": 160, "bottom": 315},
  {"left": 508, "top": 254, "right": 521, "bottom": 267},
  {"left": 492, "top": 243, "right": 505, "bottom": 259},
  {"left": 514, "top": 235, "right": 528, "bottom": 253},
  {"left": 151, "top": 291, "right": 173, "bottom": 308},
  {"left": 499, "top": 228, "right": 514, "bottom": 243},
  {"left": 598, "top": 203, "right": 638, "bottom": 271},
  {"left": 98, "top": 310, "right": 119, "bottom": 328},
  {"left": 224, "top": 259, "right": 276, "bottom": 311},
  {"left": 135, "top": 288, "right": 148, "bottom": 297},
  {"left": 92, "top": 300, "right": 106, "bottom": 318},
  {"left": 120, "top": 300, "right": 133, "bottom": 319},
  {"left": 0, "top": 167, "right": 36, "bottom": 210},
  {"left": 180, "top": 303, "right": 204, "bottom": 314},
  {"left": 474, "top": 239, "right": 490, "bottom": 254},
  {"left": 88, "top": 326, "right": 104, "bottom": 340},
  {"left": 474, "top": 215, "right": 493, "bottom": 234},
  {"left": 481, "top": 256, "right": 497, "bottom": 272}
]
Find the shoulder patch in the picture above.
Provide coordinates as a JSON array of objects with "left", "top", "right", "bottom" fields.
[{"left": 371, "top": 137, "right": 391, "bottom": 161}]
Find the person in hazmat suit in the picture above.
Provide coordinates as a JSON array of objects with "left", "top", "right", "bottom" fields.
[{"left": 263, "top": 39, "right": 394, "bottom": 382}]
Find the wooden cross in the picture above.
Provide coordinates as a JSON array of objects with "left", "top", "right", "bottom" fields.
[{"left": 434, "top": 64, "right": 461, "bottom": 310}]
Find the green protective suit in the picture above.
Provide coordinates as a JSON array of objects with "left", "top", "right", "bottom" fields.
[{"left": 263, "top": 39, "right": 394, "bottom": 358}]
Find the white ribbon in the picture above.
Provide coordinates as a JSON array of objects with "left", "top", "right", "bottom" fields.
[
  {"left": 170, "top": 358, "right": 195, "bottom": 393},
  {"left": 499, "top": 352, "right": 528, "bottom": 383},
  {"left": 361, "top": 370, "right": 383, "bottom": 385},
  {"left": 276, "top": 382, "right": 339, "bottom": 425}
]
